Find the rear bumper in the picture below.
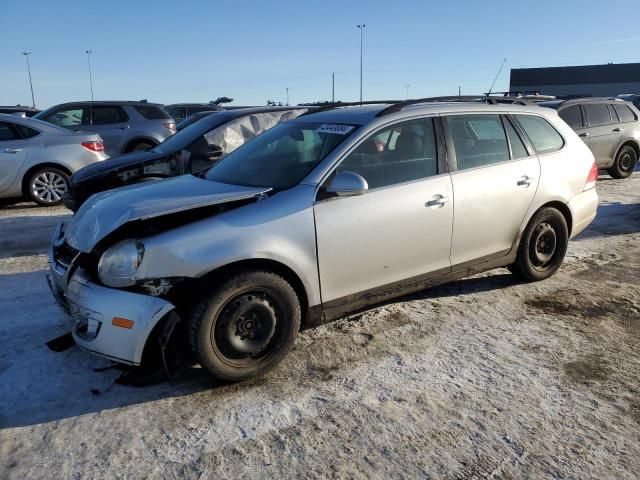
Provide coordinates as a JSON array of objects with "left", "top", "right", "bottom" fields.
[
  {"left": 48, "top": 223, "right": 176, "bottom": 365},
  {"left": 568, "top": 187, "right": 599, "bottom": 238}
]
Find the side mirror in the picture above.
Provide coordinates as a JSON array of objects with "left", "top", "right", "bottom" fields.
[
  {"left": 326, "top": 171, "right": 368, "bottom": 197},
  {"left": 205, "top": 144, "right": 223, "bottom": 160}
]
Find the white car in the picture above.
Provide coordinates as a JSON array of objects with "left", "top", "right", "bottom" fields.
[{"left": 0, "top": 114, "right": 108, "bottom": 205}]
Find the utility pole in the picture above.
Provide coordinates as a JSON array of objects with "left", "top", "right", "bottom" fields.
[
  {"left": 286, "top": 87, "right": 290, "bottom": 106},
  {"left": 332, "top": 72, "right": 335, "bottom": 102},
  {"left": 356, "top": 24, "right": 366, "bottom": 102},
  {"left": 22, "top": 52, "right": 35, "bottom": 107},
  {"left": 85, "top": 50, "right": 94, "bottom": 101},
  {"left": 405, "top": 84, "right": 410, "bottom": 99}
]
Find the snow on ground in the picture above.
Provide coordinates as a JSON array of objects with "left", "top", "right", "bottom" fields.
[{"left": 0, "top": 174, "right": 639, "bottom": 479}]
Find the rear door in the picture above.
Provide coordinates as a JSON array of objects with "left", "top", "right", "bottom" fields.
[
  {"left": 87, "top": 104, "right": 131, "bottom": 155},
  {"left": 314, "top": 116, "right": 453, "bottom": 303},
  {"left": 0, "top": 121, "right": 29, "bottom": 192},
  {"left": 583, "top": 103, "right": 621, "bottom": 167},
  {"left": 445, "top": 113, "right": 540, "bottom": 266}
]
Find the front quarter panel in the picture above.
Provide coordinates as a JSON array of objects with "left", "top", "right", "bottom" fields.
[{"left": 137, "top": 184, "right": 321, "bottom": 306}]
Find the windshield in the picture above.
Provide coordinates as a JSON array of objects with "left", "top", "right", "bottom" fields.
[
  {"left": 153, "top": 113, "right": 226, "bottom": 154},
  {"left": 205, "top": 121, "right": 359, "bottom": 189}
]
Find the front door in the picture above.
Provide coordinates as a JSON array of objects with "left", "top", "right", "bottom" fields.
[
  {"left": 0, "top": 122, "right": 29, "bottom": 193},
  {"left": 314, "top": 117, "right": 453, "bottom": 304},
  {"left": 583, "top": 103, "right": 622, "bottom": 167},
  {"left": 444, "top": 114, "right": 540, "bottom": 266}
]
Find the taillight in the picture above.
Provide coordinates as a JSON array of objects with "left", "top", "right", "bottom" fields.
[
  {"left": 82, "top": 141, "right": 104, "bottom": 152},
  {"left": 584, "top": 161, "right": 598, "bottom": 191},
  {"left": 163, "top": 122, "right": 176, "bottom": 132}
]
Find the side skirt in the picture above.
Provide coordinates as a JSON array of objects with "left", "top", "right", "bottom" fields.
[{"left": 308, "top": 249, "right": 515, "bottom": 326}]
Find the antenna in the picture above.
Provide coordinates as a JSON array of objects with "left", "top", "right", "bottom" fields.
[{"left": 487, "top": 58, "right": 507, "bottom": 96}]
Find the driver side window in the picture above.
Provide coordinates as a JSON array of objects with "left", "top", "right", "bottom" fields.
[{"left": 336, "top": 117, "right": 438, "bottom": 189}]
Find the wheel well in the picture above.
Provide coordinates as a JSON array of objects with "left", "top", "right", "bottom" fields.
[
  {"left": 179, "top": 259, "right": 310, "bottom": 326},
  {"left": 123, "top": 137, "right": 158, "bottom": 153},
  {"left": 617, "top": 140, "right": 640, "bottom": 160},
  {"left": 537, "top": 201, "right": 573, "bottom": 236},
  {"left": 21, "top": 163, "right": 72, "bottom": 196}
]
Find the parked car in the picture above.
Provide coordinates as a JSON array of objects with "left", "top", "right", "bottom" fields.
[
  {"left": 0, "top": 114, "right": 107, "bottom": 205},
  {"left": 63, "top": 106, "right": 309, "bottom": 211},
  {"left": 0, "top": 105, "right": 40, "bottom": 117},
  {"left": 175, "top": 110, "right": 219, "bottom": 131},
  {"left": 164, "top": 102, "right": 225, "bottom": 122},
  {"left": 616, "top": 94, "right": 640, "bottom": 110},
  {"left": 34, "top": 101, "right": 175, "bottom": 157},
  {"left": 539, "top": 97, "right": 640, "bottom": 178},
  {"left": 48, "top": 101, "right": 598, "bottom": 381}
]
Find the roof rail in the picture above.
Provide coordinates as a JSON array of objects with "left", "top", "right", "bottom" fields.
[
  {"left": 375, "top": 95, "right": 533, "bottom": 117},
  {"left": 298, "top": 100, "right": 402, "bottom": 116}
]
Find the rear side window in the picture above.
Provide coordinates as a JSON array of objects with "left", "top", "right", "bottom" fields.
[
  {"left": 448, "top": 114, "right": 509, "bottom": 170},
  {"left": 558, "top": 105, "right": 583, "bottom": 129},
  {"left": 516, "top": 115, "right": 564, "bottom": 154},
  {"left": 14, "top": 124, "right": 40, "bottom": 139},
  {"left": 0, "top": 122, "right": 19, "bottom": 141},
  {"left": 613, "top": 104, "right": 637, "bottom": 123},
  {"left": 165, "top": 106, "right": 185, "bottom": 119},
  {"left": 584, "top": 104, "right": 612, "bottom": 126},
  {"left": 504, "top": 117, "right": 529, "bottom": 159},
  {"left": 134, "top": 105, "right": 171, "bottom": 120},
  {"left": 91, "top": 106, "right": 128, "bottom": 125}
]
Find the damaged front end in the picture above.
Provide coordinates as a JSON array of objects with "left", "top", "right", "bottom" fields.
[{"left": 48, "top": 175, "right": 271, "bottom": 366}]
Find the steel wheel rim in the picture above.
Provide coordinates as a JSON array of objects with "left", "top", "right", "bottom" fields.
[
  {"left": 620, "top": 153, "right": 633, "bottom": 172},
  {"left": 531, "top": 222, "right": 557, "bottom": 267},
  {"left": 214, "top": 292, "right": 279, "bottom": 361},
  {"left": 31, "top": 172, "right": 67, "bottom": 203}
]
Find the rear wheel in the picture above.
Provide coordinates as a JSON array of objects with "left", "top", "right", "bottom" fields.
[
  {"left": 510, "top": 207, "right": 568, "bottom": 281},
  {"left": 27, "top": 167, "right": 69, "bottom": 206},
  {"left": 189, "top": 270, "right": 300, "bottom": 382},
  {"left": 608, "top": 145, "right": 637, "bottom": 179},
  {"left": 126, "top": 141, "right": 154, "bottom": 153}
]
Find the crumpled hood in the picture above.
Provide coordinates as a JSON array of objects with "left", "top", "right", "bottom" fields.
[
  {"left": 65, "top": 175, "right": 271, "bottom": 252},
  {"left": 71, "top": 150, "right": 161, "bottom": 184}
]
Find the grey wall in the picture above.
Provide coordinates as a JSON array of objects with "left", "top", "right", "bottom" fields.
[{"left": 511, "top": 82, "right": 640, "bottom": 97}]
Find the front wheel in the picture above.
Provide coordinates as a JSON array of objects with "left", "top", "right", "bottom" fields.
[
  {"left": 27, "top": 167, "right": 69, "bottom": 206},
  {"left": 608, "top": 145, "right": 637, "bottom": 179},
  {"left": 510, "top": 207, "right": 568, "bottom": 282},
  {"left": 189, "top": 271, "right": 301, "bottom": 382}
]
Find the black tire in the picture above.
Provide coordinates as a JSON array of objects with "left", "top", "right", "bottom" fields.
[
  {"left": 126, "top": 141, "right": 154, "bottom": 153},
  {"left": 26, "top": 167, "right": 70, "bottom": 206},
  {"left": 510, "top": 207, "right": 568, "bottom": 282},
  {"left": 189, "top": 270, "right": 301, "bottom": 382},
  {"left": 608, "top": 145, "right": 637, "bottom": 179}
]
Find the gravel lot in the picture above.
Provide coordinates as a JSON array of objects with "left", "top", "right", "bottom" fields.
[{"left": 0, "top": 173, "right": 639, "bottom": 479}]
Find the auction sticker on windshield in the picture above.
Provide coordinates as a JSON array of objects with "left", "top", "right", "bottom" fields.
[{"left": 315, "top": 124, "right": 354, "bottom": 135}]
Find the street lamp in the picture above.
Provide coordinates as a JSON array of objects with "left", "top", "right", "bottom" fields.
[
  {"left": 286, "top": 87, "right": 290, "bottom": 106},
  {"left": 85, "top": 50, "right": 94, "bottom": 101},
  {"left": 21, "top": 52, "right": 35, "bottom": 107},
  {"left": 405, "top": 84, "right": 410, "bottom": 99},
  {"left": 356, "top": 24, "right": 366, "bottom": 102}
]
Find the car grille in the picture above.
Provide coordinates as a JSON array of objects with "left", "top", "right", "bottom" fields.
[{"left": 53, "top": 241, "right": 80, "bottom": 273}]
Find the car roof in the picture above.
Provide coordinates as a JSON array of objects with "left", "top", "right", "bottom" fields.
[
  {"left": 43, "top": 100, "right": 163, "bottom": 107},
  {"left": 0, "top": 113, "right": 72, "bottom": 133},
  {"left": 295, "top": 102, "right": 554, "bottom": 124},
  {"left": 197, "top": 105, "right": 310, "bottom": 124},
  {"left": 539, "top": 97, "right": 625, "bottom": 109}
]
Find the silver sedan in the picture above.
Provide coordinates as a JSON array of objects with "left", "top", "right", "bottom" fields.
[{"left": 0, "top": 114, "right": 108, "bottom": 206}]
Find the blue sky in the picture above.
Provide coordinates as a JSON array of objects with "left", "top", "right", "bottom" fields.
[{"left": 2, "top": 0, "right": 639, "bottom": 108}]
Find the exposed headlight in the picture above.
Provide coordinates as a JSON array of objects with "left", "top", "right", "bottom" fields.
[{"left": 98, "top": 240, "right": 144, "bottom": 287}]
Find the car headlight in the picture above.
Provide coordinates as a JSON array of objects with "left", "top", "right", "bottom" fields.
[{"left": 97, "top": 240, "right": 144, "bottom": 287}]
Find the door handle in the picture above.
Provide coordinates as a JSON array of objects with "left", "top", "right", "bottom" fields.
[
  {"left": 517, "top": 175, "right": 533, "bottom": 187},
  {"left": 117, "top": 125, "right": 131, "bottom": 130},
  {"left": 612, "top": 127, "right": 623, "bottom": 132},
  {"left": 579, "top": 132, "right": 589, "bottom": 138},
  {"left": 426, "top": 194, "right": 449, "bottom": 208},
  {"left": 3, "top": 148, "right": 22, "bottom": 154}
]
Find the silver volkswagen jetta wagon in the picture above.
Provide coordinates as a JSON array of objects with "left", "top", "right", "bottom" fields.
[{"left": 48, "top": 100, "right": 599, "bottom": 381}]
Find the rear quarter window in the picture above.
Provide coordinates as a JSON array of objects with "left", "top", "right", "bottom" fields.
[
  {"left": 613, "top": 104, "right": 637, "bottom": 123},
  {"left": 134, "top": 105, "right": 171, "bottom": 120},
  {"left": 15, "top": 124, "right": 40, "bottom": 139},
  {"left": 515, "top": 115, "right": 564, "bottom": 154}
]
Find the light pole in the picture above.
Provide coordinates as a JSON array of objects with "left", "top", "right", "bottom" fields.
[
  {"left": 405, "top": 84, "right": 410, "bottom": 99},
  {"left": 286, "top": 87, "right": 289, "bottom": 106},
  {"left": 85, "top": 50, "right": 94, "bottom": 101},
  {"left": 332, "top": 72, "right": 335, "bottom": 102},
  {"left": 356, "top": 24, "right": 366, "bottom": 102},
  {"left": 22, "top": 52, "right": 35, "bottom": 107}
]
